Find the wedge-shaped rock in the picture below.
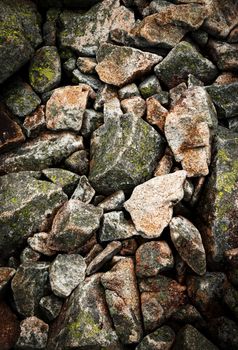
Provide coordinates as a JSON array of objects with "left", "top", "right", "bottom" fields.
[
  {"left": 0, "top": 132, "right": 83, "bottom": 173},
  {"left": 89, "top": 113, "right": 164, "bottom": 194},
  {"left": 155, "top": 41, "right": 218, "bottom": 89},
  {"left": 0, "top": 173, "right": 67, "bottom": 257},
  {"left": 47, "top": 274, "right": 120, "bottom": 350},
  {"left": 197, "top": 127, "right": 238, "bottom": 267},
  {"left": 136, "top": 325, "right": 175, "bottom": 350},
  {"left": 170, "top": 216, "right": 206, "bottom": 275},
  {"left": 59, "top": 0, "right": 134, "bottom": 56},
  {"left": 42, "top": 168, "right": 79, "bottom": 196},
  {"left": 48, "top": 200, "right": 103, "bottom": 252},
  {"left": 46, "top": 85, "right": 93, "bottom": 131},
  {"left": 208, "top": 40, "right": 238, "bottom": 71},
  {"left": 165, "top": 86, "right": 217, "bottom": 177},
  {"left": 124, "top": 171, "right": 186, "bottom": 238},
  {"left": 101, "top": 258, "right": 143, "bottom": 344},
  {"left": 96, "top": 43, "right": 162, "bottom": 87}
]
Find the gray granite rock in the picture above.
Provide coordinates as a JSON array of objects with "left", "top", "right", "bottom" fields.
[
  {"left": 16, "top": 316, "right": 49, "bottom": 350},
  {"left": 208, "top": 40, "right": 238, "bottom": 71},
  {"left": 136, "top": 325, "right": 175, "bottom": 350},
  {"left": 11, "top": 262, "right": 49, "bottom": 317},
  {"left": 42, "top": 168, "right": 79, "bottom": 196},
  {"left": 72, "top": 69, "right": 102, "bottom": 90},
  {"left": 139, "top": 75, "right": 162, "bottom": 99},
  {"left": 50, "top": 254, "right": 86, "bottom": 298},
  {"left": 81, "top": 109, "right": 104, "bottom": 138},
  {"left": 20, "top": 247, "right": 41, "bottom": 264},
  {"left": 97, "top": 190, "right": 125, "bottom": 212},
  {"left": 118, "top": 83, "right": 140, "bottom": 100},
  {"left": 64, "top": 149, "right": 89, "bottom": 175},
  {"left": 39, "top": 295, "right": 62, "bottom": 322},
  {"left": 89, "top": 113, "right": 164, "bottom": 194},
  {"left": 121, "top": 96, "right": 146, "bottom": 118},
  {"left": 28, "top": 232, "right": 55, "bottom": 257},
  {"left": 155, "top": 41, "right": 218, "bottom": 88},
  {"left": 0, "top": 173, "right": 67, "bottom": 257},
  {"left": 77, "top": 57, "right": 97, "bottom": 74},
  {"left": 0, "top": 132, "right": 83, "bottom": 173},
  {"left": 71, "top": 176, "right": 95, "bottom": 203},
  {"left": 23, "top": 105, "right": 46, "bottom": 138}
]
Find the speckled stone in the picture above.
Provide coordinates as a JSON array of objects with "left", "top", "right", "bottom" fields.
[
  {"left": 136, "top": 325, "right": 175, "bottom": 350},
  {"left": 42, "top": 168, "right": 79, "bottom": 195},
  {"left": 71, "top": 176, "right": 95, "bottom": 203},
  {"left": 0, "top": 268, "right": 16, "bottom": 294},
  {"left": 16, "top": 316, "right": 49, "bottom": 350}
]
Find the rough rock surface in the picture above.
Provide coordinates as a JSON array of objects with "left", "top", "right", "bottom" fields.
[
  {"left": 136, "top": 325, "right": 175, "bottom": 350},
  {"left": 89, "top": 113, "right": 164, "bottom": 194},
  {"left": 0, "top": 301, "right": 20, "bottom": 350},
  {"left": 124, "top": 171, "right": 186, "bottom": 238},
  {"left": 16, "top": 316, "right": 49, "bottom": 350}
]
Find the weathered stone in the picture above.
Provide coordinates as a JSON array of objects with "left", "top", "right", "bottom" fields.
[
  {"left": 206, "top": 82, "right": 238, "bottom": 119},
  {"left": 0, "top": 132, "right": 83, "bottom": 174},
  {"left": 121, "top": 238, "right": 138, "bottom": 256},
  {"left": 42, "top": 168, "right": 79, "bottom": 195},
  {"left": 71, "top": 175, "right": 95, "bottom": 203},
  {"left": 94, "top": 84, "right": 118, "bottom": 111},
  {"left": 50, "top": 254, "right": 86, "bottom": 298},
  {"left": 0, "top": 104, "right": 25, "bottom": 152},
  {"left": 191, "top": 29, "right": 209, "bottom": 46},
  {"left": 39, "top": 295, "right": 62, "bottom": 322},
  {"left": 124, "top": 171, "right": 186, "bottom": 238},
  {"left": 20, "top": 247, "right": 40, "bottom": 264},
  {"left": 96, "top": 43, "right": 162, "bottom": 87},
  {"left": 46, "top": 85, "right": 94, "bottom": 132},
  {"left": 11, "top": 262, "right": 49, "bottom": 317},
  {"left": 169, "top": 82, "right": 187, "bottom": 108},
  {"left": 215, "top": 72, "right": 238, "bottom": 85},
  {"left": 118, "top": 83, "right": 140, "bottom": 100},
  {"left": 100, "top": 211, "right": 138, "bottom": 243},
  {"left": 155, "top": 41, "right": 218, "bottom": 88},
  {"left": 136, "top": 325, "right": 175, "bottom": 350},
  {"left": 208, "top": 40, "right": 238, "bottom": 71},
  {"left": 121, "top": 96, "right": 146, "bottom": 118},
  {"left": 187, "top": 73, "right": 204, "bottom": 88},
  {"left": 29, "top": 46, "right": 61, "bottom": 93},
  {"left": 183, "top": 178, "right": 194, "bottom": 202},
  {"left": 190, "top": 176, "right": 206, "bottom": 206},
  {"left": 72, "top": 69, "right": 102, "bottom": 90},
  {"left": 85, "top": 243, "right": 103, "bottom": 265},
  {"left": 3, "top": 79, "right": 41, "bottom": 118},
  {"left": 139, "top": 75, "right": 162, "bottom": 99},
  {"left": 48, "top": 200, "right": 103, "bottom": 252},
  {"left": 171, "top": 304, "right": 204, "bottom": 326},
  {"left": 136, "top": 241, "right": 174, "bottom": 277},
  {"left": 154, "top": 149, "right": 173, "bottom": 176},
  {"left": 16, "top": 316, "right": 49, "bottom": 350},
  {"left": 170, "top": 216, "right": 206, "bottom": 275},
  {"left": 98, "top": 190, "right": 125, "bottom": 212},
  {"left": 47, "top": 274, "right": 119, "bottom": 349},
  {"left": 165, "top": 86, "right": 217, "bottom": 177},
  {"left": 77, "top": 57, "right": 97, "bottom": 74},
  {"left": 0, "top": 173, "right": 67, "bottom": 257},
  {"left": 208, "top": 317, "right": 238, "bottom": 350},
  {"left": 23, "top": 105, "right": 46, "bottom": 138},
  {"left": 59, "top": 0, "right": 135, "bottom": 56},
  {"left": 197, "top": 127, "right": 238, "bottom": 267},
  {"left": 0, "top": 267, "right": 16, "bottom": 293},
  {"left": 43, "top": 8, "right": 60, "bottom": 46},
  {"left": 81, "top": 109, "right": 104, "bottom": 138},
  {"left": 89, "top": 113, "right": 164, "bottom": 194},
  {"left": 139, "top": 275, "right": 186, "bottom": 331},
  {"left": 63, "top": 58, "right": 76, "bottom": 77},
  {"left": 173, "top": 324, "right": 218, "bottom": 350},
  {"left": 0, "top": 0, "right": 42, "bottom": 84},
  {"left": 64, "top": 149, "right": 89, "bottom": 175},
  {"left": 28, "top": 232, "right": 55, "bottom": 257},
  {"left": 146, "top": 96, "right": 168, "bottom": 132},
  {"left": 187, "top": 272, "right": 228, "bottom": 317},
  {"left": 228, "top": 117, "right": 238, "bottom": 132},
  {"left": 86, "top": 241, "right": 122, "bottom": 275},
  {"left": 0, "top": 301, "right": 20, "bottom": 350},
  {"left": 101, "top": 258, "right": 143, "bottom": 344}
]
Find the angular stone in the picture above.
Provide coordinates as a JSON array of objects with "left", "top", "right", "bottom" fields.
[
  {"left": 48, "top": 200, "right": 103, "bottom": 252},
  {"left": 28, "top": 232, "right": 55, "bottom": 256},
  {"left": 0, "top": 104, "right": 25, "bottom": 152},
  {"left": 136, "top": 325, "right": 175, "bottom": 350},
  {"left": 96, "top": 43, "right": 162, "bottom": 87},
  {"left": 170, "top": 216, "right": 206, "bottom": 275},
  {"left": 208, "top": 40, "right": 238, "bottom": 71},
  {"left": 136, "top": 241, "right": 174, "bottom": 277},
  {"left": 146, "top": 96, "right": 168, "bottom": 132},
  {"left": 72, "top": 69, "right": 102, "bottom": 90},
  {"left": 0, "top": 132, "right": 83, "bottom": 173},
  {"left": 0, "top": 301, "right": 20, "bottom": 350},
  {"left": 206, "top": 82, "right": 238, "bottom": 119},
  {"left": 173, "top": 324, "right": 218, "bottom": 350},
  {"left": 101, "top": 258, "right": 143, "bottom": 344},
  {"left": 169, "top": 82, "right": 187, "bottom": 108},
  {"left": 42, "top": 168, "right": 79, "bottom": 195},
  {"left": 89, "top": 113, "right": 164, "bottom": 194},
  {"left": 121, "top": 238, "right": 138, "bottom": 256},
  {"left": 63, "top": 58, "right": 76, "bottom": 76},
  {"left": 197, "top": 127, "right": 238, "bottom": 267},
  {"left": 46, "top": 85, "right": 93, "bottom": 132},
  {"left": 59, "top": 0, "right": 135, "bottom": 56},
  {"left": 0, "top": 267, "right": 16, "bottom": 293},
  {"left": 81, "top": 109, "right": 104, "bottom": 138},
  {"left": 64, "top": 149, "right": 89, "bottom": 175},
  {"left": 47, "top": 274, "right": 119, "bottom": 349},
  {"left": 118, "top": 83, "right": 140, "bottom": 100},
  {"left": 171, "top": 304, "right": 204, "bottom": 326},
  {"left": 0, "top": 173, "right": 67, "bottom": 257},
  {"left": 71, "top": 175, "right": 95, "bottom": 203},
  {"left": 16, "top": 316, "right": 49, "bottom": 350},
  {"left": 215, "top": 72, "right": 238, "bottom": 85},
  {"left": 50, "top": 254, "right": 86, "bottom": 298},
  {"left": 100, "top": 211, "right": 138, "bottom": 242},
  {"left": 139, "top": 75, "right": 162, "bottom": 99},
  {"left": 39, "top": 295, "right": 62, "bottom": 322},
  {"left": 154, "top": 149, "right": 173, "bottom": 176},
  {"left": 124, "top": 171, "right": 186, "bottom": 238},
  {"left": 3, "top": 79, "right": 41, "bottom": 117},
  {"left": 139, "top": 275, "right": 186, "bottom": 331},
  {"left": 0, "top": 0, "right": 42, "bottom": 84},
  {"left": 98, "top": 190, "right": 125, "bottom": 212},
  {"left": 23, "top": 105, "right": 46, "bottom": 138},
  {"left": 43, "top": 7, "right": 60, "bottom": 46},
  {"left": 20, "top": 247, "right": 40, "bottom": 264},
  {"left": 94, "top": 84, "right": 118, "bottom": 111},
  {"left": 121, "top": 96, "right": 146, "bottom": 118},
  {"left": 85, "top": 243, "right": 103, "bottom": 265},
  {"left": 11, "top": 262, "right": 49, "bottom": 317},
  {"left": 86, "top": 241, "right": 122, "bottom": 275},
  {"left": 155, "top": 41, "right": 218, "bottom": 88},
  {"left": 77, "top": 57, "right": 97, "bottom": 74},
  {"left": 165, "top": 86, "right": 217, "bottom": 177}
]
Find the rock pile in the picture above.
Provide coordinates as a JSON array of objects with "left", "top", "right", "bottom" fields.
[{"left": 0, "top": 0, "right": 238, "bottom": 349}]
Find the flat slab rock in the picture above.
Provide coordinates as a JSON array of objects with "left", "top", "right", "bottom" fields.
[
  {"left": 89, "top": 113, "right": 164, "bottom": 194},
  {"left": 124, "top": 170, "right": 186, "bottom": 238},
  {"left": 0, "top": 132, "right": 83, "bottom": 173},
  {"left": 96, "top": 43, "right": 162, "bottom": 87},
  {"left": 0, "top": 172, "right": 67, "bottom": 257}
]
